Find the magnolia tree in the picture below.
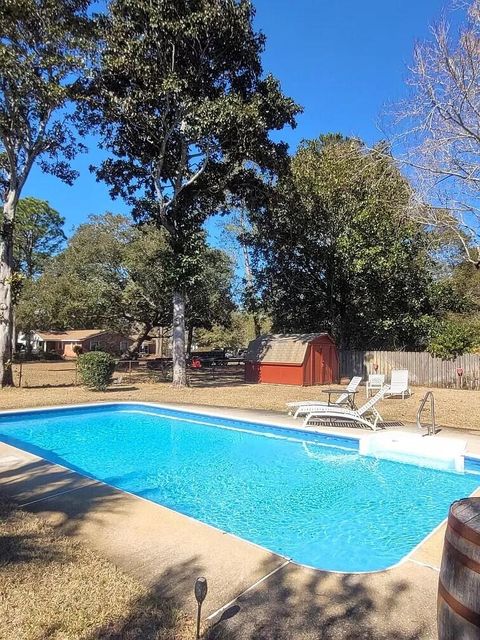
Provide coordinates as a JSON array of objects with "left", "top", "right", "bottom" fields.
[
  {"left": 89, "top": 0, "right": 300, "bottom": 386},
  {"left": 0, "top": 0, "right": 93, "bottom": 385},
  {"left": 394, "top": 0, "right": 480, "bottom": 267}
]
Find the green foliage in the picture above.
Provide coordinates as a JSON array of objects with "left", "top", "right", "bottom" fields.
[
  {"left": 13, "top": 198, "right": 66, "bottom": 278},
  {"left": 428, "top": 279, "right": 475, "bottom": 317},
  {"left": 0, "top": 0, "right": 94, "bottom": 193},
  {"left": 427, "top": 320, "right": 476, "bottom": 360},
  {"left": 89, "top": 0, "right": 300, "bottom": 265},
  {"left": 16, "top": 214, "right": 171, "bottom": 334},
  {"left": 427, "top": 259, "right": 480, "bottom": 355},
  {"left": 43, "top": 350, "right": 63, "bottom": 361},
  {"left": 196, "top": 311, "right": 271, "bottom": 351},
  {"left": 186, "top": 249, "right": 235, "bottom": 334},
  {"left": 77, "top": 351, "right": 116, "bottom": 391},
  {"left": 11, "top": 197, "right": 66, "bottom": 317},
  {"left": 450, "top": 261, "right": 480, "bottom": 309},
  {"left": 248, "top": 135, "right": 437, "bottom": 349},
  {"left": 15, "top": 213, "right": 236, "bottom": 349}
]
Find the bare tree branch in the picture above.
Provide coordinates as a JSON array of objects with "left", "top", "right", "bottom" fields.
[{"left": 388, "top": 1, "right": 480, "bottom": 266}]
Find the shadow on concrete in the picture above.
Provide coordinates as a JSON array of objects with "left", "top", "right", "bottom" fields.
[
  {"left": 205, "top": 558, "right": 435, "bottom": 640},
  {"left": 0, "top": 459, "right": 127, "bottom": 536}
]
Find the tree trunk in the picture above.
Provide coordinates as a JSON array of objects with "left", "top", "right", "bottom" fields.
[
  {"left": 158, "top": 326, "right": 164, "bottom": 357},
  {"left": 172, "top": 290, "right": 187, "bottom": 387},
  {"left": 127, "top": 323, "right": 152, "bottom": 358},
  {"left": 12, "top": 309, "right": 17, "bottom": 356},
  {"left": 25, "top": 328, "right": 32, "bottom": 358},
  {"left": 253, "top": 314, "right": 261, "bottom": 338},
  {"left": 0, "top": 194, "right": 15, "bottom": 387},
  {"left": 241, "top": 230, "right": 261, "bottom": 338},
  {"left": 186, "top": 324, "right": 194, "bottom": 357}
]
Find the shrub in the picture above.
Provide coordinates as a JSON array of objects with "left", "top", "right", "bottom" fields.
[
  {"left": 427, "top": 320, "right": 475, "bottom": 360},
  {"left": 78, "top": 351, "right": 116, "bottom": 391}
]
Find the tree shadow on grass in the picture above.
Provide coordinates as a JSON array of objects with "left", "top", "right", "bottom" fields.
[
  {"left": 0, "top": 494, "right": 199, "bottom": 640},
  {"left": 83, "top": 560, "right": 200, "bottom": 640},
  {"left": 22, "top": 382, "right": 77, "bottom": 389},
  {"left": 0, "top": 498, "right": 65, "bottom": 566}
]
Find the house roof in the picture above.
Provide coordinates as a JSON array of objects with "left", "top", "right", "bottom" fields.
[
  {"left": 35, "top": 330, "right": 108, "bottom": 342},
  {"left": 244, "top": 333, "right": 332, "bottom": 365}
]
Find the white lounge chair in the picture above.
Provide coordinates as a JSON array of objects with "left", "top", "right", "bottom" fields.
[
  {"left": 287, "top": 376, "right": 362, "bottom": 417},
  {"left": 366, "top": 374, "right": 385, "bottom": 397},
  {"left": 385, "top": 369, "right": 411, "bottom": 399},
  {"left": 302, "top": 385, "right": 390, "bottom": 431}
]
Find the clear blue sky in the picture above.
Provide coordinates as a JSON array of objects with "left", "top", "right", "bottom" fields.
[{"left": 24, "top": 0, "right": 449, "bottom": 237}]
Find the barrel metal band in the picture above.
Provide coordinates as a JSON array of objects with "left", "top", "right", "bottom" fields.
[
  {"left": 444, "top": 538, "right": 480, "bottom": 575},
  {"left": 438, "top": 580, "right": 480, "bottom": 628},
  {"left": 449, "top": 511, "right": 480, "bottom": 547}
]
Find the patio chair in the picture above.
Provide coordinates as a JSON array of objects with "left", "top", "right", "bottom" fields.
[
  {"left": 385, "top": 369, "right": 411, "bottom": 399},
  {"left": 286, "top": 376, "right": 362, "bottom": 417},
  {"left": 302, "top": 385, "right": 390, "bottom": 431},
  {"left": 366, "top": 373, "right": 385, "bottom": 398}
]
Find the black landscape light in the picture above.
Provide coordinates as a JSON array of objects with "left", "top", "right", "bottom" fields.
[{"left": 194, "top": 576, "right": 208, "bottom": 639}]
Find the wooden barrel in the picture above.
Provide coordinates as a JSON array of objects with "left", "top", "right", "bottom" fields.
[{"left": 438, "top": 498, "right": 480, "bottom": 639}]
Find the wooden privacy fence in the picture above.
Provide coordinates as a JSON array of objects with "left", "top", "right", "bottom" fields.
[{"left": 339, "top": 350, "right": 480, "bottom": 388}]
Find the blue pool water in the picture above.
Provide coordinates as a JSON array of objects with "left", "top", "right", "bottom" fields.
[{"left": 0, "top": 403, "right": 478, "bottom": 572}]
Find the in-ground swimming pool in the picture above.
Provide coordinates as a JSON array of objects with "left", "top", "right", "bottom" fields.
[{"left": 0, "top": 402, "right": 478, "bottom": 572}]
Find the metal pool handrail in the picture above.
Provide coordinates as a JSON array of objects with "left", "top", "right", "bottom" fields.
[{"left": 417, "top": 391, "right": 436, "bottom": 436}]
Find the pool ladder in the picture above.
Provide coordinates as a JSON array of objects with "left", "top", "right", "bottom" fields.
[{"left": 417, "top": 391, "right": 436, "bottom": 436}]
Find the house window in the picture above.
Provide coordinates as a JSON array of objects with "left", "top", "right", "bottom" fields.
[{"left": 90, "top": 341, "right": 101, "bottom": 351}]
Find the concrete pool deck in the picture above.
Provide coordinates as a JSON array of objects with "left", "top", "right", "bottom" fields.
[{"left": 1, "top": 400, "right": 478, "bottom": 638}]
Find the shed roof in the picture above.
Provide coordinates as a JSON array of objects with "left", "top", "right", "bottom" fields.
[
  {"left": 35, "top": 329, "right": 108, "bottom": 342},
  {"left": 245, "top": 333, "right": 332, "bottom": 365}
]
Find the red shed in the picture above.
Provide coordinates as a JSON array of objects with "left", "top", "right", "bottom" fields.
[{"left": 244, "top": 333, "right": 338, "bottom": 386}]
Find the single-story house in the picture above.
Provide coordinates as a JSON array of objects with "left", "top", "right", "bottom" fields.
[{"left": 27, "top": 330, "right": 131, "bottom": 358}]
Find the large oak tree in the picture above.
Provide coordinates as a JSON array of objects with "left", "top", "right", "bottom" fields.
[{"left": 89, "top": 0, "right": 300, "bottom": 386}]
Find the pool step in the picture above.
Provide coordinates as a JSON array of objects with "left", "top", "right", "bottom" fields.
[{"left": 359, "top": 432, "right": 467, "bottom": 472}]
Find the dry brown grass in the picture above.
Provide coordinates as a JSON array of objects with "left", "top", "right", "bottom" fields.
[
  {"left": 2, "top": 363, "right": 480, "bottom": 430},
  {"left": 0, "top": 498, "right": 192, "bottom": 640}
]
